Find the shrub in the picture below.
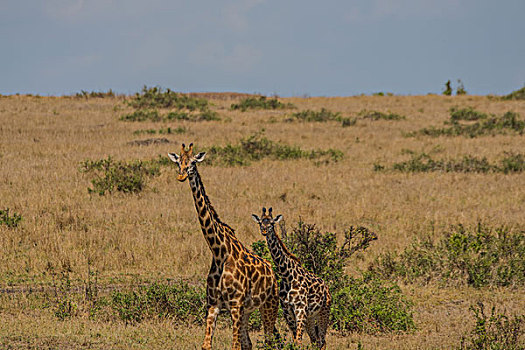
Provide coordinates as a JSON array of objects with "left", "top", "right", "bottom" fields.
[
  {"left": 443, "top": 80, "right": 453, "bottom": 96},
  {"left": 121, "top": 109, "right": 219, "bottom": 122},
  {"left": 408, "top": 110, "right": 524, "bottom": 138},
  {"left": 80, "top": 157, "right": 161, "bottom": 195},
  {"left": 120, "top": 109, "right": 162, "bottom": 122},
  {"left": 0, "top": 208, "right": 22, "bottom": 228},
  {"left": 205, "top": 132, "right": 343, "bottom": 167},
  {"left": 230, "top": 96, "right": 295, "bottom": 112},
  {"left": 460, "top": 302, "right": 524, "bottom": 350},
  {"left": 331, "top": 273, "right": 415, "bottom": 333},
  {"left": 449, "top": 107, "right": 487, "bottom": 122},
  {"left": 369, "top": 223, "right": 525, "bottom": 288},
  {"left": 502, "top": 86, "right": 525, "bottom": 100},
  {"left": 128, "top": 86, "right": 209, "bottom": 111},
  {"left": 75, "top": 90, "right": 116, "bottom": 98},
  {"left": 360, "top": 110, "right": 406, "bottom": 121},
  {"left": 456, "top": 80, "right": 467, "bottom": 95},
  {"left": 375, "top": 151, "right": 524, "bottom": 174},
  {"left": 287, "top": 108, "right": 356, "bottom": 127},
  {"left": 133, "top": 127, "right": 186, "bottom": 135},
  {"left": 110, "top": 281, "right": 206, "bottom": 325}
]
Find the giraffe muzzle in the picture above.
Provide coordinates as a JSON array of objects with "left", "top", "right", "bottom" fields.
[{"left": 177, "top": 173, "right": 188, "bottom": 182}]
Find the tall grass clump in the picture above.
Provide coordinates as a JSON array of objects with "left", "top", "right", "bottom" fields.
[
  {"left": 80, "top": 157, "right": 161, "bottom": 195},
  {"left": 369, "top": 223, "right": 525, "bottom": 288},
  {"left": 459, "top": 302, "right": 524, "bottom": 350},
  {"left": 205, "top": 132, "right": 343, "bottom": 166},
  {"left": 110, "top": 281, "right": 206, "bottom": 325},
  {"left": 252, "top": 220, "right": 414, "bottom": 334},
  {"left": 374, "top": 151, "right": 525, "bottom": 174},
  {"left": 408, "top": 109, "right": 524, "bottom": 137},
  {"left": 230, "top": 96, "right": 295, "bottom": 112},
  {"left": 0, "top": 208, "right": 22, "bottom": 228},
  {"left": 75, "top": 89, "right": 116, "bottom": 98},
  {"left": 287, "top": 108, "right": 356, "bottom": 127}
]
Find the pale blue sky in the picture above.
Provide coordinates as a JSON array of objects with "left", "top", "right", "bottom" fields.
[{"left": 1, "top": 0, "right": 524, "bottom": 96}]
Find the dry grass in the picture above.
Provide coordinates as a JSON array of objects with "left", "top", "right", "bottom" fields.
[{"left": 0, "top": 93, "right": 524, "bottom": 348}]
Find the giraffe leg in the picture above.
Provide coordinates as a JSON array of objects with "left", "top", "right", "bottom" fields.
[
  {"left": 282, "top": 303, "right": 297, "bottom": 340},
  {"left": 230, "top": 305, "right": 243, "bottom": 350},
  {"left": 260, "top": 297, "right": 281, "bottom": 348},
  {"left": 240, "top": 311, "right": 252, "bottom": 350},
  {"left": 202, "top": 304, "right": 220, "bottom": 350},
  {"left": 305, "top": 316, "right": 318, "bottom": 347},
  {"left": 293, "top": 301, "right": 307, "bottom": 345},
  {"left": 317, "top": 304, "right": 330, "bottom": 350}
]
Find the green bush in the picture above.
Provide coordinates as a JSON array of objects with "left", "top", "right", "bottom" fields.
[
  {"left": 206, "top": 132, "right": 343, "bottom": 167},
  {"left": 369, "top": 223, "right": 525, "bottom": 288},
  {"left": 287, "top": 108, "right": 355, "bottom": 127},
  {"left": 133, "top": 127, "right": 186, "bottom": 135},
  {"left": 449, "top": 107, "right": 487, "bottom": 122},
  {"left": 408, "top": 110, "right": 524, "bottom": 138},
  {"left": 0, "top": 208, "right": 22, "bottom": 228},
  {"left": 460, "top": 302, "right": 524, "bottom": 350},
  {"left": 502, "top": 86, "right": 525, "bottom": 100},
  {"left": 128, "top": 86, "right": 209, "bottom": 111},
  {"left": 443, "top": 80, "right": 453, "bottom": 96},
  {"left": 331, "top": 273, "right": 415, "bottom": 333},
  {"left": 121, "top": 109, "right": 219, "bottom": 122},
  {"left": 360, "top": 110, "right": 406, "bottom": 121},
  {"left": 374, "top": 151, "right": 524, "bottom": 174},
  {"left": 80, "top": 157, "right": 161, "bottom": 195},
  {"left": 110, "top": 281, "right": 206, "bottom": 325},
  {"left": 230, "top": 96, "right": 295, "bottom": 112},
  {"left": 75, "top": 89, "right": 116, "bottom": 98}
]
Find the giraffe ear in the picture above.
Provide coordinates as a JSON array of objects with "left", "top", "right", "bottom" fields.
[
  {"left": 194, "top": 152, "right": 206, "bottom": 162},
  {"left": 273, "top": 214, "right": 283, "bottom": 223},
  {"left": 167, "top": 153, "right": 180, "bottom": 163},
  {"left": 251, "top": 214, "right": 261, "bottom": 223}
]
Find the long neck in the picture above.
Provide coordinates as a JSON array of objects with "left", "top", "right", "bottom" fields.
[
  {"left": 266, "top": 227, "right": 295, "bottom": 277},
  {"left": 188, "top": 168, "right": 227, "bottom": 257}
]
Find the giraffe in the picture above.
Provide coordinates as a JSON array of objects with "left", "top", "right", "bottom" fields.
[
  {"left": 252, "top": 207, "right": 331, "bottom": 350},
  {"left": 168, "top": 144, "right": 280, "bottom": 350}
]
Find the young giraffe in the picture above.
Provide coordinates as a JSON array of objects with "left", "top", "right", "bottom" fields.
[
  {"left": 168, "top": 144, "right": 280, "bottom": 350},
  {"left": 252, "top": 207, "right": 331, "bottom": 350}
]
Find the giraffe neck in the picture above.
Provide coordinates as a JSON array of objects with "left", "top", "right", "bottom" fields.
[
  {"left": 188, "top": 168, "right": 228, "bottom": 259},
  {"left": 266, "top": 227, "right": 296, "bottom": 278}
]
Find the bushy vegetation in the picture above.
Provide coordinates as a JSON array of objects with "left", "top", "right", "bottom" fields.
[
  {"left": 287, "top": 108, "right": 356, "bottom": 127},
  {"left": 252, "top": 220, "right": 414, "bottom": 334},
  {"left": 502, "top": 86, "right": 525, "bottom": 100},
  {"left": 120, "top": 86, "right": 219, "bottom": 122},
  {"left": 360, "top": 110, "right": 406, "bottom": 121},
  {"left": 460, "top": 302, "right": 524, "bottom": 350},
  {"left": 133, "top": 126, "right": 186, "bottom": 135},
  {"left": 230, "top": 96, "right": 295, "bottom": 112},
  {"left": 205, "top": 132, "right": 344, "bottom": 167},
  {"left": 128, "top": 86, "right": 209, "bottom": 111},
  {"left": 375, "top": 151, "right": 525, "bottom": 174},
  {"left": 120, "top": 108, "right": 219, "bottom": 122},
  {"left": 110, "top": 281, "right": 206, "bottom": 325},
  {"left": 75, "top": 89, "right": 116, "bottom": 98},
  {"left": 0, "top": 208, "right": 22, "bottom": 228},
  {"left": 369, "top": 223, "right": 525, "bottom": 288},
  {"left": 80, "top": 157, "right": 161, "bottom": 195},
  {"left": 407, "top": 108, "right": 524, "bottom": 137}
]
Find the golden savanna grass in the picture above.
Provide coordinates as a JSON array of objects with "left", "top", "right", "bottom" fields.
[{"left": 0, "top": 93, "right": 524, "bottom": 349}]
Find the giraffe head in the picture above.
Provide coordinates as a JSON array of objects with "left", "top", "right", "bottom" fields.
[
  {"left": 167, "top": 143, "right": 206, "bottom": 182},
  {"left": 252, "top": 207, "right": 283, "bottom": 236}
]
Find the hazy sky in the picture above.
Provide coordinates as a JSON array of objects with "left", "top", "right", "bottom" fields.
[{"left": 1, "top": 0, "right": 524, "bottom": 96}]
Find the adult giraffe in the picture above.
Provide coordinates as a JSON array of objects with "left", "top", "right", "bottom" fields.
[{"left": 168, "top": 143, "right": 280, "bottom": 350}]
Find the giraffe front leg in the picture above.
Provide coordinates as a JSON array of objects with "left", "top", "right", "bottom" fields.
[
  {"left": 240, "top": 311, "right": 253, "bottom": 350},
  {"left": 202, "top": 304, "right": 220, "bottom": 350},
  {"left": 230, "top": 305, "right": 244, "bottom": 350},
  {"left": 293, "top": 302, "right": 307, "bottom": 345}
]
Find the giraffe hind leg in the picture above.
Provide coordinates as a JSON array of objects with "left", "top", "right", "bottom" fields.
[
  {"left": 260, "top": 297, "right": 281, "bottom": 348},
  {"left": 240, "top": 311, "right": 253, "bottom": 350}
]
